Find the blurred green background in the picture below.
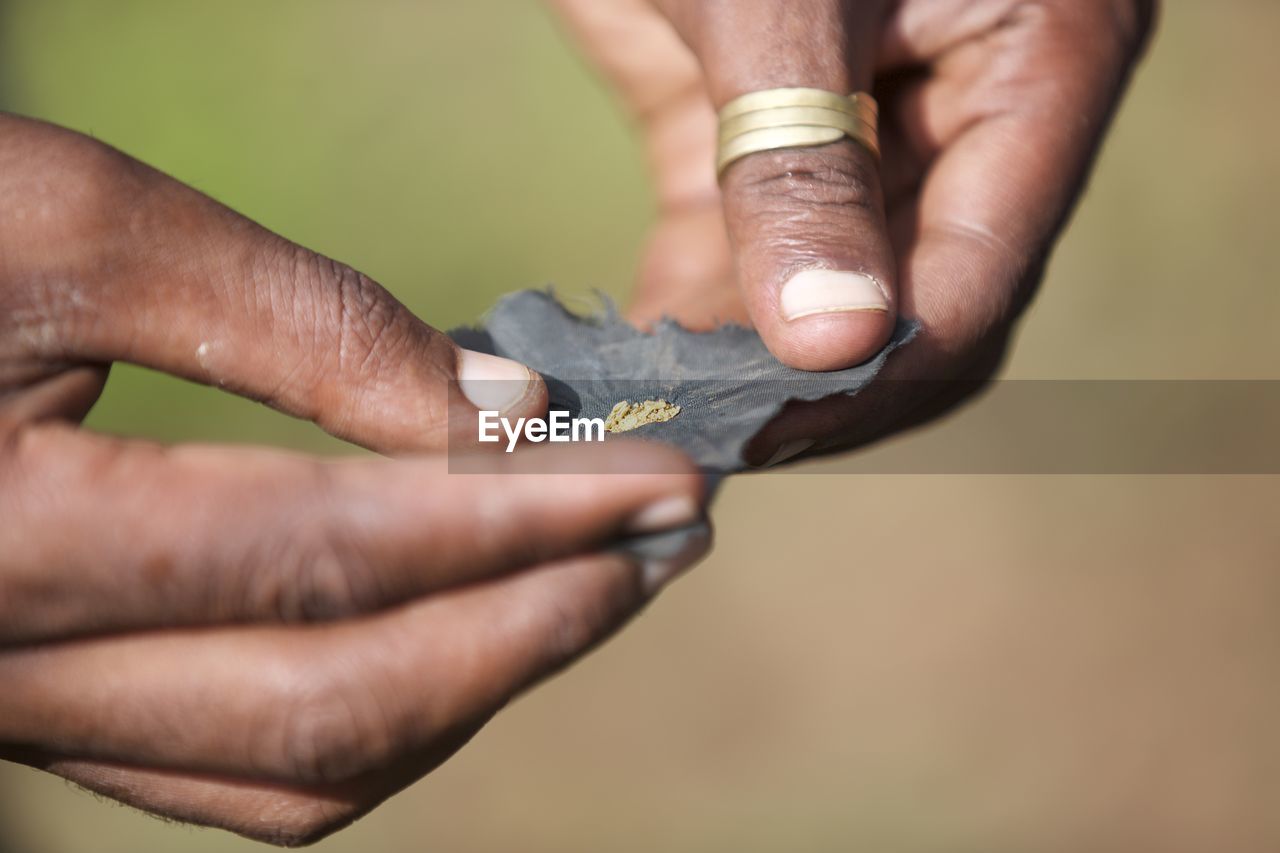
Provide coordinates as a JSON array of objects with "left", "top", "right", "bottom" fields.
[{"left": 2, "top": 2, "right": 1278, "bottom": 851}]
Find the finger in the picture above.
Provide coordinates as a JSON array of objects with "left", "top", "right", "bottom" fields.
[
  {"left": 629, "top": 201, "right": 741, "bottom": 329},
  {"left": 0, "top": 114, "right": 542, "bottom": 453},
  {"left": 3, "top": 749, "right": 379, "bottom": 847},
  {"left": 7, "top": 722, "right": 483, "bottom": 847},
  {"left": 0, "top": 423, "right": 706, "bottom": 642},
  {"left": 657, "top": 1, "right": 899, "bottom": 371},
  {"left": 546, "top": 0, "right": 702, "bottom": 121},
  {"left": 0, "top": 543, "right": 712, "bottom": 787},
  {"left": 0, "top": 364, "right": 108, "bottom": 424},
  {"left": 546, "top": 0, "right": 741, "bottom": 331},
  {"left": 898, "top": 3, "right": 1152, "bottom": 364}
]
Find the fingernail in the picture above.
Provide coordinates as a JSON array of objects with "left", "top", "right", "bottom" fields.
[
  {"left": 780, "top": 270, "right": 888, "bottom": 321},
  {"left": 457, "top": 349, "right": 534, "bottom": 413},
  {"left": 625, "top": 495, "right": 701, "bottom": 536},
  {"left": 640, "top": 522, "right": 712, "bottom": 596},
  {"left": 611, "top": 521, "right": 712, "bottom": 597},
  {"left": 760, "top": 438, "right": 816, "bottom": 468}
]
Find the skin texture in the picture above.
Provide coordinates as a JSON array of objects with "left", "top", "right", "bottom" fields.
[
  {"left": 0, "top": 113, "right": 710, "bottom": 845},
  {"left": 548, "top": 0, "right": 1158, "bottom": 463}
]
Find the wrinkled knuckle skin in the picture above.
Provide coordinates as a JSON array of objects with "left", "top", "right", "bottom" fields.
[
  {"left": 240, "top": 507, "right": 381, "bottom": 623},
  {"left": 334, "top": 264, "right": 409, "bottom": 372},
  {"left": 269, "top": 669, "right": 397, "bottom": 786},
  {"left": 303, "top": 251, "right": 415, "bottom": 384},
  {"left": 261, "top": 245, "right": 415, "bottom": 408},
  {"left": 732, "top": 145, "right": 880, "bottom": 219}
]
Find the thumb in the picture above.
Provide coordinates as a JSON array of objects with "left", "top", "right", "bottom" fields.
[{"left": 674, "top": 1, "right": 897, "bottom": 371}]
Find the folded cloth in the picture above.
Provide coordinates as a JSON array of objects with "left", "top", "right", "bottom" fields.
[{"left": 451, "top": 290, "right": 917, "bottom": 474}]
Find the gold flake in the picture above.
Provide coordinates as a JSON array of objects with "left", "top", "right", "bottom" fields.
[{"left": 603, "top": 399, "right": 682, "bottom": 434}]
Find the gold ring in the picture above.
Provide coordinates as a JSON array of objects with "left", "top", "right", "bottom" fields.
[{"left": 716, "top": 87, "right": 880, "bottom": 178}]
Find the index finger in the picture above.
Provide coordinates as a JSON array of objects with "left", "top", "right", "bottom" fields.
[
  {"left": 0, "top": 424, "right": 706, "bottom": 643},
  {"left": 0, "top": 114, "right": 543, "bottom": 453}
]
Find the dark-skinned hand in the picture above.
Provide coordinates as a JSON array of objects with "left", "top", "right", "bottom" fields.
[
  {"left": 0, "top": 113, "right": 709, "bottom": 845},
  {"left": 549, "top": 0, "right": 1157, "bottom": 464}
]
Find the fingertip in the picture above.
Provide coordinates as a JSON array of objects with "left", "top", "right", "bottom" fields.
[
  {"left": 445, "top": 352, "right": 546, "bottom": 456},
  {"left": 456, "top": 349, "right": 546, "bottom": 416},
  {"left": 764, "top": 289, "right": 897, "bottom": 372}
]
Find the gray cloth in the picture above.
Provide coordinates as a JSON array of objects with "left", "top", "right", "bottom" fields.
[{"left": 451, "top": 289, "right": 917, "bottom": 474}]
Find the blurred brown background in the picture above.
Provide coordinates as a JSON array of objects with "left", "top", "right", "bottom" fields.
[{"left": 2, "top": 1, "right": 1278, "bottom": 851}]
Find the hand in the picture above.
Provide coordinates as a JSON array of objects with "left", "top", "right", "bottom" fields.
[
  {"left": 549, "top": 0, "right": 1156, "bottom": 461},
  {"left": 0, "top": 113, "right": 710, "bottom": 844}
]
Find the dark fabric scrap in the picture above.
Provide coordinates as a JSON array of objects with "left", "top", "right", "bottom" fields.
[{"left": 451, "top": 289, "right": 917, "bottom": 474}]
